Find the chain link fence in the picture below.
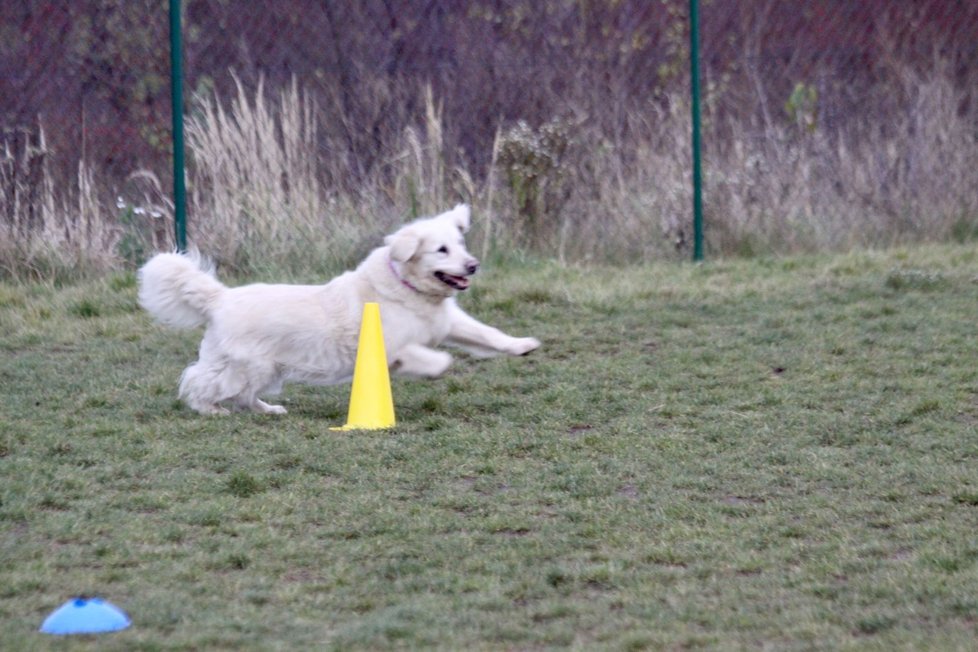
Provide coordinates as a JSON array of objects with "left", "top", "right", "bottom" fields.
[{"left": 2, "top": 1, "right": 976, "bottom": 277}]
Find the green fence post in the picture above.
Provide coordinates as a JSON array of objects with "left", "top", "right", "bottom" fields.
[
  {"left": 689, "top": 0, "right": 704, "bottom": 261},
  {"left": 169, "top": 0, "right": 188, "bottom": 252}
]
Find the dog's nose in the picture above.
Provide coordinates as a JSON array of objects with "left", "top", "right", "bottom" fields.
[{"left": 466, "top": 259, "right": 480, "bottom": 275}]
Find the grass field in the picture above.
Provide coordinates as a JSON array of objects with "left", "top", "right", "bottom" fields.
[{"left": 2, "top": 243, "right": 978, "bottom": 650}]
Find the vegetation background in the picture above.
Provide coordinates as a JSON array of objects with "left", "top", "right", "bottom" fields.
[
  {"left": 2, "top": 1, "right": 978, "bottom": 278},
  {"left": 2, "top": 2, "right": 978, "bottom": 648}
]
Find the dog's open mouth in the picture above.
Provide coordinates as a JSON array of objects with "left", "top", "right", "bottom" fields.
[{"left": 435, "top": 271, "right": 471, "bottom": 290}]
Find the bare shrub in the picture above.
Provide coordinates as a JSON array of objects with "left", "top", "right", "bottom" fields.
[{"left": 496, "top": 118, "right": 574, "bottom": 254}]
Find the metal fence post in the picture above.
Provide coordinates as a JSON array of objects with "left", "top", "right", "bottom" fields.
[
  {"left": 689, "top": 0, "right": 704, "bottom": 261},
  {"left": 169, "top": 0, "right": 188, "bottom": 252}
]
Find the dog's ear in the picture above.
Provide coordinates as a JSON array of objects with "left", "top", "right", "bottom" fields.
[
  {"left": 386, "top": 227, "right": 422, "bottom": 262},
  {"left": 445, "top": 204, "right": 470, "bottom": 234}
]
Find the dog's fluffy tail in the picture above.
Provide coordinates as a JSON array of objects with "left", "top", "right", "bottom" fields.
[{"left": 138, "top": 251, "right": 225, "bottom": 329}]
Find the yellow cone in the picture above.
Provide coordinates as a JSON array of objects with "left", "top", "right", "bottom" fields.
[{"left": 331, "top": 302, "right": 395, "bottom": 430}]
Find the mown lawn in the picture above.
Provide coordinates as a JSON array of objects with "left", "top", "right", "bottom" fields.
[{"left": 2, "top": 244, "right": 978, "bottom": 650}]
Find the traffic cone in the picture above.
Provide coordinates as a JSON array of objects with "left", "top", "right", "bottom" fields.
[{"left": 331, "top": 302, "right": 395, "bottom": 430}]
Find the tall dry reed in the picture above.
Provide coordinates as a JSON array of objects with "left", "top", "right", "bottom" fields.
[
  {"left": 2, "top": 65, "right": 976, "bottom": 280},
  {"left": 0, "top": 127, "right": 118, "bottom": 280}
]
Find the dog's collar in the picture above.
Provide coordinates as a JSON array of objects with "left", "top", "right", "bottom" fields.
[{"left": 388, "top": 256, "right": 421, "bottom": 293}]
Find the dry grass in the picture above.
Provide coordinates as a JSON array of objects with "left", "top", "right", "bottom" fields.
[
  {"left": 185, "top": 75, "right": 336, "bottom": 274},
  {"left": 0, "top": 129, "right": 119, "bottom": 280},
  {"left": 1, "top": 65, "right": 976, "bottom": 280},
  {"left": 703, "top": 67, "right": 978, "bottom": 256}
]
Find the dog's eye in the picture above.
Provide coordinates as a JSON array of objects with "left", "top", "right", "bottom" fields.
[{"left": 437, "top": 245, "right": 449, "bottom": 254}]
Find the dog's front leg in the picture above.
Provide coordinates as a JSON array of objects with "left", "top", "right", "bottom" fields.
[
  {"left": 391, "top": 343, "right": 453, "bottom": 378},
  {"left": 445, "top": 304, "right": 541, "bottom": 357}
]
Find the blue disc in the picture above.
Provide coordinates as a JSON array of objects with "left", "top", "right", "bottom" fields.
[{"left": 40, "top": 597, "right": 131, "bottom": 635}]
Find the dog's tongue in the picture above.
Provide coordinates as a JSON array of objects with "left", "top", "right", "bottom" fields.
[{"left": 436, "top": 271, "right": 471, "bottom": 290}]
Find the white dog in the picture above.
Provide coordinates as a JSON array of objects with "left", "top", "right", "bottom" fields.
[{"left": 138, "top": 205, "right": 540, "bottom": 415}]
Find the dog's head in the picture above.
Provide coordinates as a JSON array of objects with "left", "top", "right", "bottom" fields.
[{"left": 386, "top": 204, "right": 479, "bottom": 297}]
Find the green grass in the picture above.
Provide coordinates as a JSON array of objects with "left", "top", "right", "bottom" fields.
[{"left": 3, "top": 244, "right": 978, "bottom": 649}]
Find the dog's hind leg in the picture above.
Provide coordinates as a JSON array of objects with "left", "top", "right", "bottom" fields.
[
  {"left": 193, "top": 402, "right": 231, "bottom": 416},
  {"left": 232, "top": 391, "right": 287, "bottom": 415},
  {"left": 250, "top": 399, "right": 288, "bottom": 415},
  {"left": 179, "top": 362, "right": 231, "bottom": 415},
  {"left": 229, "top": 365, "right": 287, "bottom": 415}
]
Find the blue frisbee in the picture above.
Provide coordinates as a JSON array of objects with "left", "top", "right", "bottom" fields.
[{"left": 40, "top": 597, "right": 131, "bottom": 635}]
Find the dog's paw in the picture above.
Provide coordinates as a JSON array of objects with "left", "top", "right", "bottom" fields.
[
  {"left": 426, "top": 350, "right": 454, "bottom": 377},
  {"left": 255, "top": 400, "right": 288, "bottom": 415},
  {"left": 195, "top": 403, "right": 231, "bottom": 416},
  {"left": 508, "top": 337, "right": 541, "bottom": 356}
]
